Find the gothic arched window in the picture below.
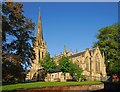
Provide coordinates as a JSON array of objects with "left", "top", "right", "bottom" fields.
[
  {"left": 85, "top": 57, "right": 89, "bottom": 71},
  {"left": 96, "top": 61, "right": 100, "bottom": 73},
  {"left": 95, "top": 55, "right": 100, "bottom": 73}
]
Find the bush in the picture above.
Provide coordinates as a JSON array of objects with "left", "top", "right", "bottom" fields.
[{"left": 79, "top": 75, "right": 87, "bottom": 82}]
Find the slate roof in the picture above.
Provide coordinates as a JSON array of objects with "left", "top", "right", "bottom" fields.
[
  {"left": 68, "top": 48, "right": 96, "bottom": 58},
  {"left": 68, "top": 51, "right": 85, "bottom": 58}
]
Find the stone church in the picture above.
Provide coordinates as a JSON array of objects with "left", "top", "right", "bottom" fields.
[
  {"left": 51, "top": 46, "right": 107, "bottom": 81},
  {"left": 26, "top": 11, "right": 107, "bottom": 81},
  {"left": 26, "top": 11, "right": 47, "bottom": 81}
]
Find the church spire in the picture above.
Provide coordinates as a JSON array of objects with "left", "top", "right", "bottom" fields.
[
  {"left": 63, "top": 45, "right": 67, "bottom": 55},
  {"left": 36, "top": 8, "right": 43, "bottom": 45}
]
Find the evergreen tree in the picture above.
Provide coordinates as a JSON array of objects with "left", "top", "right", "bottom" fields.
[{"left": 2, "top": 2, "right": 35, "bottom": 83}]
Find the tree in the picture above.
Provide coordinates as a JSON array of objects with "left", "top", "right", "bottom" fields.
[
  {"left": 74, "top": 64, "right": 83, "bottom": 81},
  {"left": 69, "top": 62, "right": 82, "bottom": 81},
  {"left": 2, "top": 60, "right": 25, "bottom": 83},
  {"left": 59, "top": 56, "right": 71, "bottom": 80},
  {"left": 59, "top": 56, "right": 70, "bottom": 80},
  {"left": 40, "top": 52, "right": 57, "bottom": 72},
  {"left": 69, "top": 61, "right": 77, "bottom": 78},
  {"left": 2, "top": 2, "right": 35, "bottom": 83},
  {"left": 93, "top": 24, "right": 120, "bottom": 75},
  {"left": 59, "top": 56, "right": 83, "bottom": 81}
]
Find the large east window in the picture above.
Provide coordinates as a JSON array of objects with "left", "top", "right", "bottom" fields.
[{"left": 95, "top": 55, "right": 100, "bottom": 73}]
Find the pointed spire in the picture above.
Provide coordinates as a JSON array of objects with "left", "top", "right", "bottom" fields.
[
  {"left": 64, "top": 45, "right": 67, "bottom": 54},
  {"left": 38, "top": 7, "right": 41, "bottom": 25},
  {"left": 63, "top": 45, "right": 67, "bottom": 56},
  {"left": 36, "top": 7, "right": 44, "bottom": 45}
]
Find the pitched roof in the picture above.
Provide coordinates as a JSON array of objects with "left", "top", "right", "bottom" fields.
[
  {"left": 68, "top": 51, "right": 85, "bottom": 58},
  {"left": 68, "top": 48, "right": 96, "bottom": 58}
]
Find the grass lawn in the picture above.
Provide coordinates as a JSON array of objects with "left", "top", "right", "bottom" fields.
[{"left": 2, "top": 81, "right": 102, "bottom": 91}]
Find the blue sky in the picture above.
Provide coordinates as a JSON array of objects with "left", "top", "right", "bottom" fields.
[{"left": 22, "top": 2, "right": 118, "bottom": 57}]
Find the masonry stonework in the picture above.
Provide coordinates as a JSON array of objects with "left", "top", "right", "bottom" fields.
[
  {"left": 26, "top": 11, "right": 107, "bottom": 81},
  {"left": 26, "top": 10, "right": 47, "bottom": 81},
  {"left": 53, "top": 46, "right": 107, "bottom": 81}
]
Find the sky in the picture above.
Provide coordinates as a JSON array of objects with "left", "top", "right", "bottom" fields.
[{"left": 22, "top": 2, "right": 118, "bottom": 57}]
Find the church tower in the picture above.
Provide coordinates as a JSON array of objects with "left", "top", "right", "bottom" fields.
[
  {"left": 26, "top": 9, "right": 47, "bottom": 81},
  {"left": 33, "top": 9, "right": 47, "bottom": 64}
]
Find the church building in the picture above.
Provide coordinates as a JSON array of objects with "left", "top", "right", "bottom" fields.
[
  {"left": 26, "top": 10, "right": 47, "bottom": 81},
  {"left": 52, "top": 46, "right": 107, "bottom": 81},
  {"left": 26, "top": 10, "right": 107, "bottom": 81}
]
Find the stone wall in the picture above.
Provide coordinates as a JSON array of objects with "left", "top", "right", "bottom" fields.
[{"left": 16, "top": 83, "right": 104, "bottom": 92}]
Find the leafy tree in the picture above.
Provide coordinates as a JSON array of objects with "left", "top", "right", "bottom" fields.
[
  {"left": 59, "top": 56, "right": 71, "bottom": 79},
  {"left": 69, "top": 62, "right": 82, "bottom": 81},
  {"left": 59, "top": 56, "right": 70, "bottom": 73},
  {"left": 74, "top": 64, "right": 82, "bottom": 81},
  {"left": 59, "top": 56, "right": 82, "bottom": 81},
  {"left": 40, "top": 52, "right": 57, "bottom": 72},
  {"left": 69, "top": 61, "right": 76, "bottom": 78},
  {"left": 93, "top": 24, "right": 120, "bottom": 75},
  {"left": 2, "top": 2, "right": 35, "bottom": 83}
]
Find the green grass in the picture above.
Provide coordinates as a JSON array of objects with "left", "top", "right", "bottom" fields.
[{"left": 2, "top": 81, "right": 102, "bottom": 91}]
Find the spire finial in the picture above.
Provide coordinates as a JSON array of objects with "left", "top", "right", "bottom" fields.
[
  {"left": 38, "top": 7, "right": 41, "bottom": 24},
  {"left": 64, "top": 45, "right": 67, "bottom": 53}
]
